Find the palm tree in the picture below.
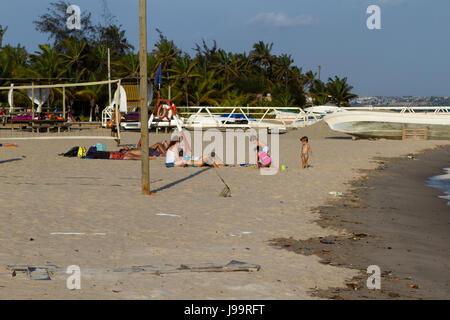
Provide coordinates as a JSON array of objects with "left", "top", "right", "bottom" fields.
[
  {"left": 29, "top": 44, "right": 64, "bottom": 79},
  {"left": 60, "top": 37, "right": 87, "bottom": 80},
  {"left": 219, "top": 90, "right": 256, "bottom": 107},
  {"left": 113, "top": 52, "right": 139, "bottom": 78},
  {"left": 302, "top": 70, "right": 317, "bottom": 93},
  {"left": 214, "top": 49, "right": 239, "bottom": 85},
  {"left": 0, "top": 25, "right": 7, "bottom": 48},
  {"left": 190, "top": 71, "right": 232, "bottom": 106},
  {"left": 273, "top": 92, "right": 296, "bottom": 108},
  {"left": 274, "top": 54, "right": 295, "bottom": 90},
  {"left": 326, "top": 76, "right": 357, "bottom": 107},
  {"left": 250, "top": 41, "right": 275, "bottom": 72},
  {"left": 152, "top": 34, "right": 181, "bottom": 81},
  {"left": 169, "top": 56, "right": 200, "bottom": 106},
  {"left": 75, "top": 73, "right": 105, "bottom": 121},
  {"left": 310, "top": 79, "right": 329, "bottom": 105}
]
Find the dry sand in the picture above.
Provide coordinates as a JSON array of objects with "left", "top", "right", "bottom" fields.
[{"left": 0, "top": 122, "right": 449, "bottom": 299}]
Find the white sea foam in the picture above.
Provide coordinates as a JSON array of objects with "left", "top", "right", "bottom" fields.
[{"left": 427, "top": 168, "right": 450, "bottom": 206}]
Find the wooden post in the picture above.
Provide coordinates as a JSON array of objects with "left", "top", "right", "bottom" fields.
[
  {"left": 115, "top": 80, "right": 122, "bottom": 143},
  {"left": 62, "top": 86, "right": 66, "bottom": 119},
  {"left": 31, "top": 82, "right": 35, "bottom": 120},
  {"left": 139, "top": 0, "right": 151, "bottom": 195},
  {"left": 108, "top": 48, "right": 112, "bottom": 104}
]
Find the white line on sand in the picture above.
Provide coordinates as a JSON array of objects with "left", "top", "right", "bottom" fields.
[
  {"left": 155, "top": 213, "right": 181, "bottom": 218},
  {"left": 50, "top": 233, "right": 107, "bottom": 235}
]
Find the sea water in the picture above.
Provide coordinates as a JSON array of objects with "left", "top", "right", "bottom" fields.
[{"left": 427, "top": 168, "right": 450, "bottom": 206}]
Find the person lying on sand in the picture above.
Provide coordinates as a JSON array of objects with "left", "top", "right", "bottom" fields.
[
  {"left": 136, "top": 139, "right": 169, "bottom": 155},
  {"left": 121, "top": 141, "right": 168, "bottom": 159},
  {"left": 190, "top": 152, "right": 225, "bottom": 168}
]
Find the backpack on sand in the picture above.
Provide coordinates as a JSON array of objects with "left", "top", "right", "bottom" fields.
[{"left": 77, "top": 147, "right": 87, "bottom": 158}]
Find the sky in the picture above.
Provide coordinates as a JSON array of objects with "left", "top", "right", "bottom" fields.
[{"left": 1, "top": 0, "right": 450, "bottom": 96}]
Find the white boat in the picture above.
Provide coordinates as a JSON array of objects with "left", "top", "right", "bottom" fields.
[
  {"left": 324, "top": 107, "right": 450, "bottom": 140},
  {"left": 271, "top": 109, "right": 325, "bottom": 127},
  {"left": 304, "top": 104, "right": 341, "bottom": 114}
]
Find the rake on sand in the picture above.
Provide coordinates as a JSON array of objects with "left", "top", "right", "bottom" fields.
[{"left": 214, "top": 168, "right": 232, "bottom": 198}]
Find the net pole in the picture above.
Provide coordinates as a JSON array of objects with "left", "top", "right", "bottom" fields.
[{"left": 139, "top": 0, "right": 151, "bottom": 195}]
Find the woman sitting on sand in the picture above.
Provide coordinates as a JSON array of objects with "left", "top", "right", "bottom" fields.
[
  {"left": 165, "top": 140, "right": 186, "bottom": 168},
  {"left": 256, "top": 146, "right": 272, "bottom": 168}
]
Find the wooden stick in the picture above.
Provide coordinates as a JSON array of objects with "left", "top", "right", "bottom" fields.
[
  {"left": 139, "top": 0, "right": 151, "bottom": 195},
  {"left": 31, "top": 82, "right": 35, "bottom": 121},
  {"left": 62, "top": 86, "right": 66, "bottom": 119}
]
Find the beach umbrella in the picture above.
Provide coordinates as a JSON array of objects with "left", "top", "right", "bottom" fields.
[
  {"left": 113, "top": 85, "right": 128, "bottom": 114},
  {"left": 8, "top": 84, "right": 14, "bottom": 113},
  {"left": 26, "top": 87, "right": 50, "bottom": 113}
]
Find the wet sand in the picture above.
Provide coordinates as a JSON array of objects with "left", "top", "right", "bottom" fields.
[{"left": 271, "top": 145, "right": 450, "bottom": 299}]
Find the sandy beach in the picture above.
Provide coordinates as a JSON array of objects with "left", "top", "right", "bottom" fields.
[{"left": 0, "top": 123, "right": 449, "bottom": 300}]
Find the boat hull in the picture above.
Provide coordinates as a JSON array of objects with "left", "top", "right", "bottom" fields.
[{"left": 324, "top": 111, "right": 450, "bottom": 140}]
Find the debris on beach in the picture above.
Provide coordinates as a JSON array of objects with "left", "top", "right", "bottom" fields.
[
  {"left": 329, "top": 191, "right": 343, "bottom": 197},
  {"left": 320, "top": 240, "right": 335, "bottom": 245},
  {"left": 229, "top": 231, "right": 252, "bottom": 237},
  {"left": 155, "top": 213, "right": 181, "bottom": 218},
  {"left": 6, "top": 261, "right": 260, "bottom": 280},
  {"left": 346, "top": 282, "right": 359, "bottom": 290},
  {"left": 341, "top": 220, "right": 362, "bottom": 225},
  {"left": 7, "top": 265, "right": 58, "bottom": 280},
  {"left": 407, "top": 284, "right": 420, "bottom": 289},
  {"left": 350, "top": 233, "right": 368, "bottom": 240}
]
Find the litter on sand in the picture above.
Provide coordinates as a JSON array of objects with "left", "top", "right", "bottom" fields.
[
  {"left": 8, "top": 265, "right": 58, "bottom": 280},
  {"left": 155, "top": 213, "right": 181, "bottom": 218},
  {"left": 7, "top": 261, "right": 260, "bottom": 280},
  {"left": 229, "top": 232, "right": 253, "bottom": 237},
  {"left": 329, "top": 191, "right": 343, "bottom": 197}
]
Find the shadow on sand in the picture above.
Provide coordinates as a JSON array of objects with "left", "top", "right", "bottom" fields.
[
  {"left": 152, "top": 167, "right": 211, "bottom": 193},
  {"left": 0, "top": 158, "right": 23, "bottom": 165}
]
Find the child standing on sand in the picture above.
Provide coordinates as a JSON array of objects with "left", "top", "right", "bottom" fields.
[{"left": 300, "top": 136, "right": 312, "bottom": 169}]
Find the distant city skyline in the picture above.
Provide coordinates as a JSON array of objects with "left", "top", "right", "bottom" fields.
[{"left": 1, "top": 0, "right": 450, "bottom": 96}]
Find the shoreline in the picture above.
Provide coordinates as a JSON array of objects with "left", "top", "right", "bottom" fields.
[{"left": 271, "top": 145, "right": 450, "bottom": 300}]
